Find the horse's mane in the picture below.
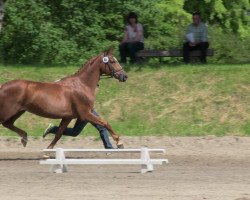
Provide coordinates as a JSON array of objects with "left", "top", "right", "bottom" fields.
[
  {"left": 57, "top": 53, "right": 103, "bottom": 82},
  {"left": 54, "top": 52, "right": 107, "bottom": 83},
  {"left": 73, "top": 53, "right": 102, "bottom": 76}
]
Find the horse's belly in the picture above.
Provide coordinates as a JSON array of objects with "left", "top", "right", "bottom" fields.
[
  {"left": 25, "top": 102, "right": 76, "bottom": 119},
  {"left": 27, "top": 107, "right": 76, "bottom": 119}
]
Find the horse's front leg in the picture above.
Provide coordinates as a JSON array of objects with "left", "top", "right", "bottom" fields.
[
  {"left": 84, "top": 112, "right": 124, "bottom": 148},
  {"left": 47, "top": 118, "right": 71, "bottom": 149}
]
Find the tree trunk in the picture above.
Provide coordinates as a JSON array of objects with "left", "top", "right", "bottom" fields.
[{"left": 0, "top": 0, "right": 4, "bottom": 32}]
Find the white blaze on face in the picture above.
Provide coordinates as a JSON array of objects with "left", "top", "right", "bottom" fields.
[
  {"left": 113, "top": 56, "right": 123, "bottom": 70},
  {"left": 54, "top": 79, "right": 61, "bottom": 82}
]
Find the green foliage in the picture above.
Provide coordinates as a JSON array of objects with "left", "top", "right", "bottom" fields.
[
  {"left": 141, "top": 0, "right": 190, "bottom": 49},
  {"left": 209, "top": 26, "right": 250, "bottom": 63},
  {"left": 1, "top": 0, "right": 49, "bottom": 63},
  {"left": 184, "top": 0, "right": 250, "bottom": 36},
  {"left": 184, "top": 0, "right": 250, "bottom": 63},
  {"left": 1, "top": 0, "right": 125, "bottom": 64},
  {"left": 0, "top": 0, "right": 249, "bottom": 64}
]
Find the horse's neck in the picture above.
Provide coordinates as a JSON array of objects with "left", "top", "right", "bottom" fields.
[{"left": 75, "top": 63, "right": 100, "bottom": 91}]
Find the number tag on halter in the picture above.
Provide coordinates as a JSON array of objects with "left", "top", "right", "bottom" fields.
[{"left": 103, "top": 56, "right": 109, "bottom": 63}]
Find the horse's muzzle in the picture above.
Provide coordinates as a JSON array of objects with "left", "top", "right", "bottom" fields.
[{"left": 115, "top": 71, "right": 128, "bottom": 82}]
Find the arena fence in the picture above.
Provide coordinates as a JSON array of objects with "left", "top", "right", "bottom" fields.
[{"left": 40, "top": 147, "right": 168, "bottom": 173}]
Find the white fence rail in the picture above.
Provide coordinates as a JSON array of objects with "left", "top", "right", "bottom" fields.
[{"left": 40, "top": 147, "right": 168, "bottom": 173}]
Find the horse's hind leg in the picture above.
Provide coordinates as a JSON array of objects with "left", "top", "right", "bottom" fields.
[{"left": 2, "top": 111, "right": 28, "bottom": 147}]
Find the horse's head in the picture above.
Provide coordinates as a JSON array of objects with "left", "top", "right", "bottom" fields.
[{"left": 100, "top": 48, "right": 128, "bottom": 82}]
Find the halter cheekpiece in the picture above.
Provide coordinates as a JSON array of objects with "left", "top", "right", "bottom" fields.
[{"left": 102, "top": 55, "right": 123, "bottom": 79}]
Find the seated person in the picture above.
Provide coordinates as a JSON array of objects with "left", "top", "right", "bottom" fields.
[
  {"left": 183, "top": 11, "right": 209, "bottom": 64},
  {"left": 119, "top": 12, "right": 144, "bottom": 64}
]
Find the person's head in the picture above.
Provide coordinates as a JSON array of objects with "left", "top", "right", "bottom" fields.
[
  {"left": 127, "top": 12, "right": 138, "bottom": 25},
  {"left": 192, "top": 11, "right": 201, "bottom": 26}
]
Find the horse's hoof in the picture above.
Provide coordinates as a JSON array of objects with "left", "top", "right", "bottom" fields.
[
  {"left": 117, "top": 144, "right": 124, "bottom": 149},
  {"left": 21, "top": 137, "right": 28, "bottom": 147}
]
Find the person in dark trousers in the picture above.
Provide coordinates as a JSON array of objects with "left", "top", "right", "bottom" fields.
[
  {"left": 43, "top": 109, "right": 114, "bottom": 149},
  {"left": 183, "top": 11, "right": 209, "bottom": 64},
  {"left": 119, "top": 12, "right": 144, "bottom": 64}
]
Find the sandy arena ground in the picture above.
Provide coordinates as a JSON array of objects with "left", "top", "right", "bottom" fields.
[{"left": 0, "top": 136, "right": 250, "bottom": 200}]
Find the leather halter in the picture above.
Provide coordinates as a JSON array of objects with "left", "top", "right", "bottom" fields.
[{"left": 103, "top": 54, "right": 123, "bottom": 78}]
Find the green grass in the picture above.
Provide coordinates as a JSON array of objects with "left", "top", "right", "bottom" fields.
[{"left": 0, "top": 63, "right": 249, "bottom": 137}]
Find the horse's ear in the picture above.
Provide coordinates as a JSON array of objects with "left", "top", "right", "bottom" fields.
[{"left": 106, "top": 47, "right": 113, "bottom": 55}]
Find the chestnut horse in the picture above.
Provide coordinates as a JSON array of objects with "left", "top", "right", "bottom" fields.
[{"left": 0, "top": 49, "right": 128, "bottom": 149}]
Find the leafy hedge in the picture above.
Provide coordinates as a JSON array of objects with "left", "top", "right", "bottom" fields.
[{"left": 0, "top": 0, "right": 249, "bottom": 64}]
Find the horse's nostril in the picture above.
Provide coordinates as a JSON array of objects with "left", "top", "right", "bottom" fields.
[{"left": 123, "top": 75, "right": 128, "bottom": 81}]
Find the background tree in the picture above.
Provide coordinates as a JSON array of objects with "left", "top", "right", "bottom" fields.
[
  {"left": 0, "top": 0, "right": 4, "bottom": 32},
  {"left": 184, "top": 0, "right": 250, "bottom": 37},
  {"left": 0, "top": 0, "right": 5, "bottom": 63},
  {"left": 184, "top": 0, "right": 250, "bottom": 63},
  {"left": 0, "top": 0, "right": 249, "bottom": 64}
]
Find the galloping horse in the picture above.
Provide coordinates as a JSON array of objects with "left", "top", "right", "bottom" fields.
[{"left": 0, "top": 48, "right": 128, "bottom": 149}]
